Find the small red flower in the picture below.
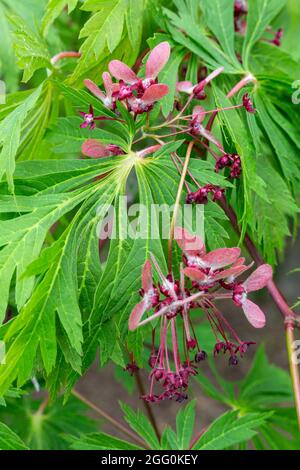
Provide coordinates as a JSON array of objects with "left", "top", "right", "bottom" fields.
[
  {"left": 127, "top": 84, "right": 169, "bottom": 114},
  {"left": 177, "top": 67, "right": 224, "bottom": 100},
  {"left": 233, "top": 265, "right": 273, "bottom": 328},
  {"left": 79, "top": 104, "right": 106, "bottom": 130},
  {"left": 84, "top": 72, "right": 119, "bottom": 109},
  {"left": 128, "top": 261, "right": 160, "bottom": 331},
  {"left": 109, "top": 42, "right": 171, "bottom": 94},
  {"left": 81, "top": 139, "right": 123, "bottom": 158}
]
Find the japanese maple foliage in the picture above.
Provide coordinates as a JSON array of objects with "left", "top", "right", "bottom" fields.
[{"left": 0, "top": 0, "right": 299, "bottom": 452}]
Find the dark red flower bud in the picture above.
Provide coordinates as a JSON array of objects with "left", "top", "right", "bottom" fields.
[
  {"left": 125, "top": 361, "right": 139, "bottom": 375},
  {"left": 242, "top": 93, "right": 256, "bottom": 113},
  {"left": 229, "top": 355, "right": 239, "bottom": 366},
  {"left": 187, "top": 338, "right": 197, "bottom": 350},
  {"left": 148, "top": 354, "right": 158, "bottom": 368},
  {"left": 193, "top": 83, "right": 207, "bottom": 100},
  {"left": 215, "top": 154, "right": 232, "bottom": 172},
  {"left": 272, "top": 28, "right": 284, "bottom": 47},
  {"left": 195, "top": 350, "right": 207, "bottom": 362}
]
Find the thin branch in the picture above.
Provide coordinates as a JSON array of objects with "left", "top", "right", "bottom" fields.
[
  {"left": 71, "top": 389, "right": 148, "bottom": 448},
  {"left": 168, "top": 141, "right": 194, "bottom": 271},
  {"left": 51, "top": 51, "right": 81, "bottom": 65}
]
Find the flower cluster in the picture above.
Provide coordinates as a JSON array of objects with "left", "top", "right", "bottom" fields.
[
  {"left": 215, "top": 153, "right": 242, "bottom": 179},
  {"left": 80, "top": 42, "right": 170, "bottom": 158},
  {"left": 186, "top": 184, "right": 224, "bottom": 204},
  {"left": 83, "top": 41, "right": 170, "bottom": 118},
  {"left": 128, "top": 227, "right": 272, "bottom": 404},
  {"left": 80, "top": 43, "right": 250, "bottom": 196}
]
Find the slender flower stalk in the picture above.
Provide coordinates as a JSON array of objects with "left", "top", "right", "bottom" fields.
[
  {"left": 168, "top": 141, "right": 195, "bottom": 271},
  {"left": 129, "top": 229, "right": 271, "bottom": 403},
  {"left": 51, "top": 51, "right": 81, "bottom": 65}
]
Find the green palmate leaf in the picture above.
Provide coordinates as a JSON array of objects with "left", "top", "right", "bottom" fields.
[
  {"left": 71, "top": 0, "right": 128, "bottom": 82},
  {"left": 195, "top": 346, "right": 296, "bottom": 449},
  {"left": 176, "top": 400, "right": 196, "bottom": 450},
  {"left": 160, "top": 427, "right": 179, "bottom": 450},
  {"left": 242, "top": 0, "right": 286, "bottom": 68},
  {"left": 69, "top": 0, "right": 166, "bottom": 84},
  {"left": 0, "top": 85, "right": 43, "bottom": 192},
  {"left": 252, "top": 157, "right": 298, "bottom": 264},
  {"left": 0, "top": 80, "right": 54, "bottom": 166},
  {"left": 69, "top": 432, "right": 143, "bottom": 450},
  {"left": 120, "top": 402, "right": 160, "bottom": 449},
  {"left": 250, "top": 41, "right": 300, "bottom": 84},
  {"left": 192, "top": 410, "right": 272, "bottom": 450},
  {"left": 0, "top": 181, "right": 107, "bottom": 322},
  {"left": 126, "top": 0, "right": 145, "bottom": 48},
  {"left": 41, "top": 0, "right": 79, "bottom": 36},
  {"left": 8, "top": 14, "right": 52, "bottom": 82},
  {"left": 254, "top": 91, "right": 300, "bottom": 186},
  {"left": 0, "top": 395, "right": 97, "bottom": 450},
  {"left": 163, "top": 2, "right": 241, "bottom": 73},
  {"left": 0, "top": 421, "right": 28, "bottom": 450},
  {"left": 0, "top": 155, "right": 127, "bottom": 394},
  {"left": 258, "top": 408, "right": 300, "bottom": 450},
  {"left": 201, "top": 0, "right": 240, "bottom": 69}
]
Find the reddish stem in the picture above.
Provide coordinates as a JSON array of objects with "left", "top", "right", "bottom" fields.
[{"left": 51, "top": 51, "right": 81, "bottom": 65}]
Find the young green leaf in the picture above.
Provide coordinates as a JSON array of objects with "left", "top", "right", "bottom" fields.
[
  {"left": 0, "top": 422, "right": 28, "bottom": 450},
  {"left": 120, "top": 402, "right": 160, "bottom": 449},
  {"left": 192, "top": 410, "right": 272, "bottom": 450},
  {"left": 42, "top": 0, "right": 79, "bottom": 36},
  {"left": 201, "top": 0, "right": 241, "bottom": 69},
  {"left": 176, "top": 400, "right": 196, "bottom": 450},
  {"left": 8, "top": 14, "right": 52, "bottom": 82}
]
